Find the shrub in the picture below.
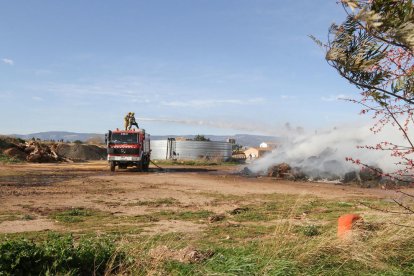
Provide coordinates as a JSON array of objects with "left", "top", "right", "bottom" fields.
[
  {"left": 301, "top": 225, "right": 321, "bottom": 237},
  {"left": 0, "top": 153, "right": 22, "bottom": 164}
]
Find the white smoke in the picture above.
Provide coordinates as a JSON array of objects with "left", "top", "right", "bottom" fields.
[
  {"left": 137, "top": 117, "right": 278, "bottom": 135},
  {"left": 249, "top": 124, "right": 409, "bottom": 177},
  {"left": 138, "top": 117, "right": 305, "bottom": 137}
]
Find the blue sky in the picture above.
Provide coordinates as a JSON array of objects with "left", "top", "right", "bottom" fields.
[{"left": 0, "top": 0, "right": 364, "bottom": 135}]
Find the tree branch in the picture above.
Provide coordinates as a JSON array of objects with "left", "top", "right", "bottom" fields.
[
  {"left": 392, "top": 198, "right": 414, "bottom": 214},
  {"left": 359, "top": 201, "right": 413, "bottom": 215},
  {"left": 384, "top": 103, "right": 414, "bottom": 149},
  {"left": 396, "top": 190, "right": 414, "bottom": 199},
  {"left": 331, "top": 63, "right": 414, "bottom": 105}
]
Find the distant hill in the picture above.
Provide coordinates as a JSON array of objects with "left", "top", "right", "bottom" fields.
[
  {"left": 8, "top": 131, "right": 281, "bottom": 147},
  {"left": 11, "top": 131, "right": 104, "bottom": 142}
]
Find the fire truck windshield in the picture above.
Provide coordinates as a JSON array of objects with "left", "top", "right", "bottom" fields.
[{"left": 110, "top": 133, "right": 138, "bottom": 144}]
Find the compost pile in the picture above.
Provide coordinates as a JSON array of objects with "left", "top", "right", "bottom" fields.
[
  {"left": 55, "top": 144, "right": 106, "bottom": 161},
  {"left": 0, "top": 137, "right": 106, "bottom": 163}
]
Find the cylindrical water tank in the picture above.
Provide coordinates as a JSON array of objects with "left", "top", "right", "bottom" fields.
[
  {"left": 150, "top": 140, "right": 232, "bottom": 161},
  {"left": 150, "top": 140, "right": 169, "bottom": 160}
]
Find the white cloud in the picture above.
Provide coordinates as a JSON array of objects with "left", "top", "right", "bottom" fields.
[
  {"left": 161, "top": 98, "right": 264, "bottom": 108},
  {"left": 321, "top": 94, "right": 348, "bottom": 102},
  {"left": 0, "top": 91, "right": 13, "bottom": 99},
  {"left": 280, "top": 95, "right": 297, "bottom": 100},
  {"left": 34, "top": 69, "right": 52, "bottom": 76},
  {"left": 32, "top": 96, "right": 44, "bottom": 101},
  {"left": 2, "top": 58, "right": 14, "bottom": 65}
]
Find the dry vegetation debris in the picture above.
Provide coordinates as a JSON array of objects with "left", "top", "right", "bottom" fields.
[{"left": 0, "top": 136, "right": 106, "bottom": 163}]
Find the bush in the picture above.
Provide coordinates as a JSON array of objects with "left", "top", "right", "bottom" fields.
[
  {"left": 0, "top": 136, "right": 25, "bottom": 150},
  {"left": 301, "top": 225, "right": 321, "bottom": 237},
  {"left": 193, "top": 135, "right": 210, "bottom": 141},
  {"left": 0, "top": 153, "right": 22, "bottom": 164},
  {"left": 0, "top": 234, "right": 128, "bottom": 275}
]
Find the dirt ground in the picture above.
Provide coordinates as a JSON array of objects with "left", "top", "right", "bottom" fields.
[{"left": 0, "top": 161, "right": 405, "bottom": 234}]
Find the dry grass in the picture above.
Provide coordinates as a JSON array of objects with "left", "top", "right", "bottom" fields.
[{"left": 249, "top": 197, "right": 414, "bottom": 275}]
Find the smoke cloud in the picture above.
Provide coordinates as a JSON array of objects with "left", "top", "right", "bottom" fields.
[
  {"left": 249, "top": 124, "right": 408, "bottom": 178},
  {"left": 137, "top": 117, "right": 278, "bottom": 135},
  {"left": 138, "top": 117, "right": 305, "bottom": 137}
]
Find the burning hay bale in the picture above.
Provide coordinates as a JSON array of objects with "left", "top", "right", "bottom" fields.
[
  {"left": 239, "top": 143, "right": 394, "bottom": 187},
  {"left": 343, "top": 171, "right": 360, "bottom": 183},
  {"left": 240, "top": 163, "right": 307, "bottom": 180},
  {"left": 343, "top": 167, "right": 384, "bottom": 187},
  {"left": 359, "top": 167, "right": 382, "bottom": 182},
  {"left": 240, "top": 166, "right": 260, "bottom": 177},
  {"left": 267, "top": 162, "right": 291, "bottom": 177},
  {"left": 266, "top": 163, "right": 308, "bottom": 180}
]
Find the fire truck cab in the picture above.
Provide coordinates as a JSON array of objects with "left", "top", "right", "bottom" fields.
[{"left": 105, "top": 129, "right": 151, "bottom": 172}]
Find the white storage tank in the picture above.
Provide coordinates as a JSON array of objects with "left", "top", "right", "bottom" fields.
[{"left": 150, "top": 140, "right": 232, "bottom": 161}]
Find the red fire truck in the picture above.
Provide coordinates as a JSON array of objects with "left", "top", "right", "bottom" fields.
[{"left": 105, "top": 129, "right": 151, "bottom": 172}]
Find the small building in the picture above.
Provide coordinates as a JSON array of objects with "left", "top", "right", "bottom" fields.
[
  {"left": 259, "top": 141, "right": 278, "bottom": 149},
  {"left": 244, "top": 147, "right": 272, "bottom": 160},
  {"left": 227, "top": 138, "right": 236, "bottom": 144}
]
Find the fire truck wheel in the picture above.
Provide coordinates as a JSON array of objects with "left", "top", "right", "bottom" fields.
[{"left": 110, "top": 162, "right": 115, "bottom": 172}]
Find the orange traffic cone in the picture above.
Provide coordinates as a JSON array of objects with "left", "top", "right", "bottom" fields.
[{"left": 337, "top": 214, "right": 362, "bottom": 238}]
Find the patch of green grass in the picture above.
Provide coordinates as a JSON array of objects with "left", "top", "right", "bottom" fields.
[
  {"left": 227, "top": 198, "right": 301, "bottom": 222},
  {"left": 231, "top": 207, "right": 270, "bottom": 222},
  {"left": 154, "top": 210, "right": 213, "bottom": 221},
  {"left": 336, "top": 201, "right": 354, "bottom": 207},
  {"left": 204, "top": 224, "right": 271, "bottom": 244},
  {"left": 292, "top": 198, "right": 360, "bottom": 221},
  {"left": 162, "top": 245, "right": 298, "bottom": 276},
  {"left": 0, "top": 233, "right": 130, "bottom": 275},
  {"left": 52, "top": 208, "right": 93, "bottom": 223},
  {"left": 125, "top": 197, "right": 179, "bottom": 207},
  {"left": 144, "top": 232, "right": 188, "bottom": 248},
  {"left": 164, "top": 261, "right": 197, "bottom": 275},
  {"left": 299, "top": 225, "right": 321, "bottom": 237}
]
